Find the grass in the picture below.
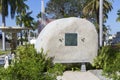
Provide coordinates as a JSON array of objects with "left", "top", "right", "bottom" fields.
[{"left": 0, "top": 50, "right": 11, "bottom": 55}]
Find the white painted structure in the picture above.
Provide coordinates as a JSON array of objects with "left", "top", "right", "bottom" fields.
[
  {"left": 29, "top": 38, "right": 36, "bottom": 44},
  {"left": 4, "top": 56, "right": 9, "bottom": 69},
  {"left": 35, "top": 17, "right": 98, "bottom": 63}
]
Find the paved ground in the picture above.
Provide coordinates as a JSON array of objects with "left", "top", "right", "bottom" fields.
[
  {"left": 89, "top": 70, "right": 111, "bottom": 80},
  {"left": 57, "top": 70, "right": 112, "bottom": 80},
  {"left": 57, "top": 71, "right": 100, "bottom": 80}
]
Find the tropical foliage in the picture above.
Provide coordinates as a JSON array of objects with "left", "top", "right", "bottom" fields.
[
  {"left": 45, "top": 0, "right": 87, "bottom": 18},
  {"left": 16, "top": 11, "right": 35, "bottom": 29},
  {"left": 0, "top": 44, "right": 65, "bottom": 80},
  {"left": 83, "top": 0, "right": 113, "bottom": 45},
  {"left": 83, "top": 0, "right": 113, "bottom": 24},
  {"left": 0, "top": 0, "right": 28, "bottom": 24},
  {"left": 0, "top": 0, "right": 29, "bottom": 50},
  {"left": 45, "top": 0, "right": 113, "bottom": 23},
  {"left": 93, "top": 44, "right": 120, "bottom": 80}
]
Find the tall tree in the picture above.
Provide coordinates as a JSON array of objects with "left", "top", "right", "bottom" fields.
[
  {"left": 83, "top": 0, "right": 113, "bottom": 46},
  {"left": 16, "top": 11, "right": 35, "bottom": 45},
  {"left": 45, "top": 0, "right": 87, "bottom": 19},
  {"left": 45, "top": 0, "right": 112, "bottom": 25},
  {"left": 83, "top": 0, "right": 113, "bottom": 24},
  {"left": 16, "top": 11, "right": 35, "bottom": 29},
  {"left": 0, "top": 0, "right": 28, "bottom": 50}
]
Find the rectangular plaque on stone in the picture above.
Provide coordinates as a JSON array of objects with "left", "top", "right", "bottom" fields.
[{"left": 65, "top": 33, "right": 77, "bottom": 46}]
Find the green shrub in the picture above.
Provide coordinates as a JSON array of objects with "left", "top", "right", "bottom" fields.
[
  {"left": 0, "top": 44, "right": 65, "bottom": 80},
  {"left": 93, "top": 44, "right": 120, "bottom": 80}
]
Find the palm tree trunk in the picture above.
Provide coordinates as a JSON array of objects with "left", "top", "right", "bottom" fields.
[
  {"left": 96, "top": 10, "right": 99, "bottom": 25},
  {"left": 11, "top": 33, "right": 17, "bottom": 52},
  {"left": 2, "top": 15, "right": 6, "bottom": 51}
]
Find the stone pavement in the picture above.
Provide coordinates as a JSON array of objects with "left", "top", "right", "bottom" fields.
[
  {"left": 57, "top": 71, "right": 100, "bottom": 80},
  {"left": 57, "top": 70, "right": 112, "bottom": 80},
  {"left": 89, "top": 70, "right": 112, "bottom": 80}
]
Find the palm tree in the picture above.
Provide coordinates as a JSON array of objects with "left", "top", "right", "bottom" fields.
[
  {"left": 83, "top": 0, "right": 113, "bottom": 24},
  {"left": 0, "top": 0, "right": 28, "bottom": 50},
  {"left": 16, "top": 11, "right": 34, "bottom": 29},
  {"left": 83, "top": 0, "right": 113, "bottom": 46},
  {"left": 16, "top": 11, "right": 35, "bottom": 45},
  {"left": 116, "top": 9, "right": 120, "bottom": 22}
]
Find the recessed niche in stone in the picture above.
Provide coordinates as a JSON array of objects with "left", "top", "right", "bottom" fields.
[{"left": 65, "top": 33, "right": 77, "bottom": 46}]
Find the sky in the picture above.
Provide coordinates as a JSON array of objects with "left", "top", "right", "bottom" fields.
[
  {"left": 0, "top": 0, "right": 120, "bottom": 34},
  {"left": 0, "top": 0, "right": 49, "bottom": 27},
  {"left": 105, "top": 0, "right": 120, "bottom": 34}
]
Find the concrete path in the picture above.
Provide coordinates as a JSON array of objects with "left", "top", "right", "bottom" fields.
[{"left": 57, "top": 71, "right": 100, "bottom": 80}]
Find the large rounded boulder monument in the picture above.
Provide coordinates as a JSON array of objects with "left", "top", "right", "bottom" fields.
[{"left": 35, "top": 17, "right": 98, "bottom": 63}]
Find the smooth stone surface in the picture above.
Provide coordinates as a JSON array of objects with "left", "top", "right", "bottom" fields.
[
  {"left": 35, "top": 17, "right": 98, "bottom": 63},
  {"left": 61, "top": 71, "right": 100, "bottom": 80}
]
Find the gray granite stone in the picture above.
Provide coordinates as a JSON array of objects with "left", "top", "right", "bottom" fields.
[
  {"left": 89, "top": 70, "right": 112, "bottom": 80},
  {"left": 35, "top": 17, "right": 98, "bottom": 63}
]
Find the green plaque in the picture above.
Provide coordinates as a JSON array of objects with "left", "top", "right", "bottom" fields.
[{"left": 65, "top": 33, "right": 77, "bottom": 46}]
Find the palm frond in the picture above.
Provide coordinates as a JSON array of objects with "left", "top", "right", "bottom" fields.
[{"left": 83, "top": 0, "right": 100, "bottom": 17}]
